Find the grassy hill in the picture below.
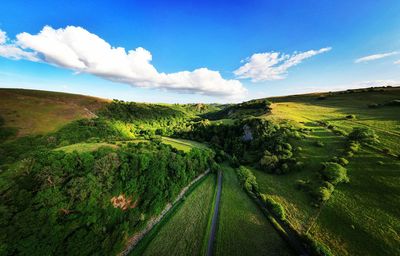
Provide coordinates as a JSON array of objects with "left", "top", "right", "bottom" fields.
[
  {"left": 0, "top": 86, "right": 399, "bottom": 256},
  {"left": 0, "top": 89, "right": 109, "bottom": 136},
  {"left": 250, "top": 86, "right": 400, "bottom": 255}
]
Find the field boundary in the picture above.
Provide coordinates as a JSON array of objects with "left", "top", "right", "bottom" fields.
[
  {"left": 120, "top": 169, "right": 210, "bottom": 256},
  {"left": 235, "top": 169, "right": 309, "bottom": 255}
]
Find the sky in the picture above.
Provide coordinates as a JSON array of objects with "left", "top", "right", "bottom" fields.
[{"left": 0, "top": 0, "right": 399, "bottom": 103}]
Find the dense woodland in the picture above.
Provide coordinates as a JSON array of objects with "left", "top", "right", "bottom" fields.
[{"left": 0, "top": 142, "right": 215, "bottom": 255}]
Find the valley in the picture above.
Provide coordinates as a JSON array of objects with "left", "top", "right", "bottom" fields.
[{"left": 0, "top": 87, "right": 399, "bottom": 256}]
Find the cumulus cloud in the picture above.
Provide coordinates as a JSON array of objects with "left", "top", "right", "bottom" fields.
[
  {"left": 355, "top": 51, "right": 399, "bottom": 63},
  {"left": 234, "top": 47, "right": 331, "bottom": 82},
  {"left": 0, "top": 26, "right": 246, "bottom": 97}
]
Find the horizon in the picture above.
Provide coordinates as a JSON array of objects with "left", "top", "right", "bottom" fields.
[{"left": 1, "top": 1, "right": 400, "bottom": 103}]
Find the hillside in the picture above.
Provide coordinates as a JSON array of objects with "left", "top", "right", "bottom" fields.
[
  {"left": 0, "top": 86, "right": 399, "bottom": 256},
  {"left": 0, "top": 89, "right": 109, "bottom": 136}
]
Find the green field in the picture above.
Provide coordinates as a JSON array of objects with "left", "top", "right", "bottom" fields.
[
  {"left": 139, "top": 174, "right": 216, "bottom": 256},
  {"left": 250, "top": 87, "right": 400, "bottom": 255},
  {"left": 215, "top": 166, "right": 293, "bottom": 256},
  {"left": 161, "top": 137, "right": 209, "bottom": 152},
  {"left": 54, "top": 142, "right": 118, "bottom": 153}
]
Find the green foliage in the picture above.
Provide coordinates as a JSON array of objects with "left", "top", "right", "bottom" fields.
[
  {"left": 203, "top": 98, "right": 271, "bottom": 120},
  {"left": 348, "top": 127, "right": 378, "bottom": 144},
  {"left": 260, "top": 194, "right": 286, "bottom": 221},
  {"left": 259, "top": 150, "right": 279, "bottom": 171},
  {"left": 0, "top": 142, "right": 214, "bottom": 255},
  {"left": 236, "top": 166, "right": 259, "bottom": 194},
  {"left": 315, "top": 182, "right": 335, "bottom": 203},
  {"left": 0, "top": 118, "right": 130, "bottom": 165},
  {"left": 320, "top": 162, "right": 349, "bottom": 185},
  {"left": 181, "top": 118, "right": 298, "bottom": 174}
]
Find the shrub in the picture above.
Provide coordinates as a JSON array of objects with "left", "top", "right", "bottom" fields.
[
  {"left": 320, "top": 162, "right": 349, "bottom": 185},
  {"left": 259, "top": 151, "right": 279, "bottom": 171},
  {"left": 315, "top": 141, "right": 324, "bottom": 147},
  {"left": 237, "top": 166, "right": 259, "bottom": 194},
  {"left": 296, "top": 146, "right": 303, "bottom": 152},
  {"left": 338, "top": 157, "right": 349, "bottom": 166},
  {"left": 346, "top": 151, "right": 354, "bottom": 158},
  {"left": 348, "top": 141, "right": 360, "bottom": 152},
  {"left": 261, "top": 194, "right": 286, "bottom": 221},
  {"left": 348, "top": 127, "right": 378, "bottom": 144},
  {"left": 315, "top": 182, "right": 335, "bottom": 202}
]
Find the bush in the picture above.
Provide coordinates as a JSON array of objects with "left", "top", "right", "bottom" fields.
[
  {"left": 338, "top": 157, "right": 349, "bottom": 166},
  {"left": 315, "top": 141, "right": 324, "bottom": 147},
  {"left": 348, "top": 141, "right": 360, "bottom": 152},
  {"left": 345, "top": 114, "right": 356, "bottom": 119},
  {"left": 315, "top": 182, "right": 334, "bottom": 202},
  {"left": 320, "top": 162, "right": 349, "bottom": 185},
  {"left": 237, "top": 166, "right": 259, "bottom": 194},
  {"left": 261, "top": 194, "right": 286, "bottom": 221},
  {"left": 348, "top": 127, "right": 378, "bottom": 144},
  {"left": 259, "top": 151, "right": 279, "bottom": 171}
]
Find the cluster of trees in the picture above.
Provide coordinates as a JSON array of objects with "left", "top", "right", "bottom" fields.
[
  {"left": 0, "top": 141, "right": 215, "bottom": 255},
  {"left": 236, "top": 166, "right": 286, "bottom": 221},
  {"left": 298, "top": 127, "right": 377, "bottom": 205},
  {"left": 180, "top": 118, "right": 302, "bottom": 174},
  {"left": 202, "top": 98, "right": 271, "bottom": 120},
  {"left": 98, "top": 100, "right": 197, "bottom": 137},
  {"left": 0, "top": 118, "right": 130, "bottom": 165}
]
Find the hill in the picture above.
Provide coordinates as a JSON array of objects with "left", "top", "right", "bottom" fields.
[
  {"left": 0, "top": 86, "right": 399, "bottom": 256},
  {"left": 0, "top": 89, "right": 109, "bottom": 137}
]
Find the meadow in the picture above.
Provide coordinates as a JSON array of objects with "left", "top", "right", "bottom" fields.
[
  {"left": 134, "top": 174, "right": 216, "bottom": 256},
  {"left": 215, "top": 165, "right": 293, "bottom": 256},
  {"left": 252, "top": 87, "right": 400, "bottom": 255}
]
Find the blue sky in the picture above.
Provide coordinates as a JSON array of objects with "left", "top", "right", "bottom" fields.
[{"left": 0, "top": 0, "right": 399, "bottom": 103}]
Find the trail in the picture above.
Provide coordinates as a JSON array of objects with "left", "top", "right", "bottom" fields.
[{"left": 206, "top": 170, "right": 222, "bottom": 256}]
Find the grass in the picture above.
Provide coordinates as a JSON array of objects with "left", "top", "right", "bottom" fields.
[
  {"left": 137, "top": 174, "right": 216, "bottom": 256},
  {"left": 215, "top": 165, "right": 293, "bottom": 256},
  {"left": 253, "top": 87, "right": 400, "bottom": 255},
  {"left": 309, "top": 148, "right": 400, "bottom": 256},
  {"left": 161, "top": 137, "right": 209, "bottom": 152},
  {"left": 54, "top": 142, "right": 119, "bottom": 153},
  {"left": 0, "top": 88, "right": 108, "bottom": 136}
]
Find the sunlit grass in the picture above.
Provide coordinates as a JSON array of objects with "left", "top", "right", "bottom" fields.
[{"left": 215, "top": 165, "right": 293, "bottom": 256}]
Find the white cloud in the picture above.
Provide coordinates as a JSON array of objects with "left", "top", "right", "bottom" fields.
[
  {"left": 0, "top": 30, "right": 6, "bottom": 44},
  {"left": 394, "top": 60, "right": 400, "bottom": 65},
  {"left": 0, "top": 26, "right": 246, "bottom": 98},
  {"left": 355, "top": 51, "right": 399, "bottom": 63},
  {"left": 234, "top": 47, "right": 331, "bottom": 82}
]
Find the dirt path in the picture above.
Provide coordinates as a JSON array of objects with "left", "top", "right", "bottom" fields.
[{"left": 206, "top": 170, "right": 222, "bottom": 256}]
